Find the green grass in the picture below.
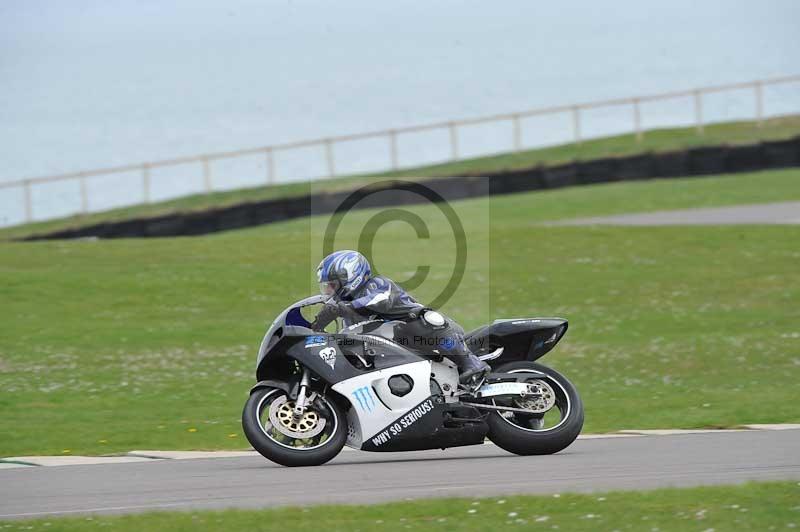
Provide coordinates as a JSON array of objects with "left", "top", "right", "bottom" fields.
[
  {"left": 5, "top": 482, "right": 798, "bottom": 530},
  {"left": 1, "top": 168, "right": 799, "bottom": 456},
  {"left": 3, "top": 115, "right": 799, "bottom": 241}
]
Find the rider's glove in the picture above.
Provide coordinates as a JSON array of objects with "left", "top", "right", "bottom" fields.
[{"left": 311, "top": 301, "right": 347, "bottom": 331}]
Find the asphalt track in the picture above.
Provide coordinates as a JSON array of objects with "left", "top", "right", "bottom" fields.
[
  {"left": 2, "top": 430, "right": 799, "bottom": 519},
  {"left": 552, "top": 201, "right": 800, "bottom": 225}
]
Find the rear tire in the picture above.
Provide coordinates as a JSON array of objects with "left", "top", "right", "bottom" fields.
[
  {"left": 242, "top": 387, "right": 347, "bottom": 467},
  {"left": 486, "top": 361, "right": 583, "bottom": 455}
]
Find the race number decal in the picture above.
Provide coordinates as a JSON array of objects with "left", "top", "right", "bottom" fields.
[{"left": 318, "top": 347, "right": 336, "bottom": 369}]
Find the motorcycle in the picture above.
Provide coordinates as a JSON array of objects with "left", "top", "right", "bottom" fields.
[{"left": 242, "top": 295, "right": 584, "bottom": 466}]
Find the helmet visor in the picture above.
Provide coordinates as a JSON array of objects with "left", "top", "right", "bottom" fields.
[{"left": 319, "top": 280, "right": 340, "bottom": 297}]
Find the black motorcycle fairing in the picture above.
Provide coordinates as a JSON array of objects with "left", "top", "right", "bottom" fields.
[
  {"left": 465, "top": 318, "right": 568, "bottom": 366},
  {"left": 256, "top": 329, "right": 425, "bottom": 384},
  {"left": 256, "top": 295, "right": 326, "bottom": 372},
  {"left": 360, "top": 396, "right": 488, "bottom": 452}
]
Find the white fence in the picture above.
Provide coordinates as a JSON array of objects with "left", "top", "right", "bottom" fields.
[{"left": 2, "top": 74, "right": 799, "bottom": 227}]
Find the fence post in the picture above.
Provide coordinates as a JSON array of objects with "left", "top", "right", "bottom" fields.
[
  {"left": 389, "top": 130, "right": 398, "bottom": 170},
  {"left": 202, "top": 158, "right": 212, "bottom": 193},
  {"left": 754, "top": 81, "right": 764, "bottom": 128},
  {"left": 512, "top": 114, "right": 522, "bottom": 152},
  {"left": 142, "top": 163, "right": 151, "bottom": 203},
  {"left": 632, "top": 98, "right": 643, "bottom": 143},
  {"left": 571, "top": 106, "right": 582, "bottom": 145},
  {"left": 265, "top": 148, "right": 275, "bottom": 184},
  {"left": 324, "top": 139, "right": 336, "bottom": 178},
  {"left": 23, "top": 180, "right": 33, "bottom": 223},
  {"left": 694, "top": 90, "right": 704, "bottom": 134},
  {"left": 449, "top": 122, "right": 459, "bottom": 160},
  {"left": 80, "top": 175, "right": 89, "bottom": 214}
]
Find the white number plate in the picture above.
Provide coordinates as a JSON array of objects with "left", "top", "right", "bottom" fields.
[{"left": 476, "top": 381, "right": 530, "bottom": 398}]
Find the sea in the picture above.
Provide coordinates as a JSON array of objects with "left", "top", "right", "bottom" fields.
[{"left": 1, "top": 0, "right": 799, "bottom": 225}]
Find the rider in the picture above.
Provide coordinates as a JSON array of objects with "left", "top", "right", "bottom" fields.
[{"left": 311, "top": 250, "right": 490, "bottom": 385}]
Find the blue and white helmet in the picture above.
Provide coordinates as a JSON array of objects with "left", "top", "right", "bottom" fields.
[{"left": 317, "top": 250, "right": 371, "bottom": 299}]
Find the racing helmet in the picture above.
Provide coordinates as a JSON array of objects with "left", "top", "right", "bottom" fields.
[{"left": 316, "top": 250, "right": 371, "bottom": 299}]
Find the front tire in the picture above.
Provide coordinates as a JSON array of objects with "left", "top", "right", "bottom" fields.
[
  {"left": 486, "top": 361, "right": 584, "bottom": 455},
  {"left": 242, "top": 387, "right": 347, "bottom": 467}
]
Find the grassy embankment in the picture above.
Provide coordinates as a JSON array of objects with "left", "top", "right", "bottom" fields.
[{"left": 2, "top": 115, "right": 799, "bottom": 241}]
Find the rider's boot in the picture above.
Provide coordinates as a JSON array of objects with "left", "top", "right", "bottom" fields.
[{"left": 455, "top": 354, "right": 490, "bottom": 387}]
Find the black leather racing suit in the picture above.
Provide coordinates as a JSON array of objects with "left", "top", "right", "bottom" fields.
[{"left": 311, "top": 275, "right": 489, "bottom": 382}]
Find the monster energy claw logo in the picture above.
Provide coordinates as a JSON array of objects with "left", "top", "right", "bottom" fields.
[{"left": 352, "top": 386, "right": 376, "bottom": 412}]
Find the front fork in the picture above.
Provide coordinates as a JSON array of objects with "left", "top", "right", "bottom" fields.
[{"left": 292, "top": 368, "right": 312, "bottom": 421}]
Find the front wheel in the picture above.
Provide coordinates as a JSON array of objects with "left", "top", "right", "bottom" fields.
[
  {"left": 486, "top": 361, "right": 584, "bottom": 455},
  {"left": 242, "top": 387, "right": 347, "bottom": 467}
]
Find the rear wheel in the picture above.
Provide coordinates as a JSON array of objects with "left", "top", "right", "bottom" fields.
[
  {"left": 242, "top": 387, "right": 347, "bottom": 467},
  {"left": 486, "top": 361, "right": 583, "bottom": 455}
]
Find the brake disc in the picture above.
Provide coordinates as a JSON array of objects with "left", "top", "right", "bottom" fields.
[
  {"left": 268, "top": 395, "right": 327, "bottom": 439},
  {"left": 514, "top": 379, "right": 556, "bottom": 413}
]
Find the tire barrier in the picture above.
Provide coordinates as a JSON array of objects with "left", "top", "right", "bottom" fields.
[{"left": 23, "top": 135, "right": 800, "bottom": 240}]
